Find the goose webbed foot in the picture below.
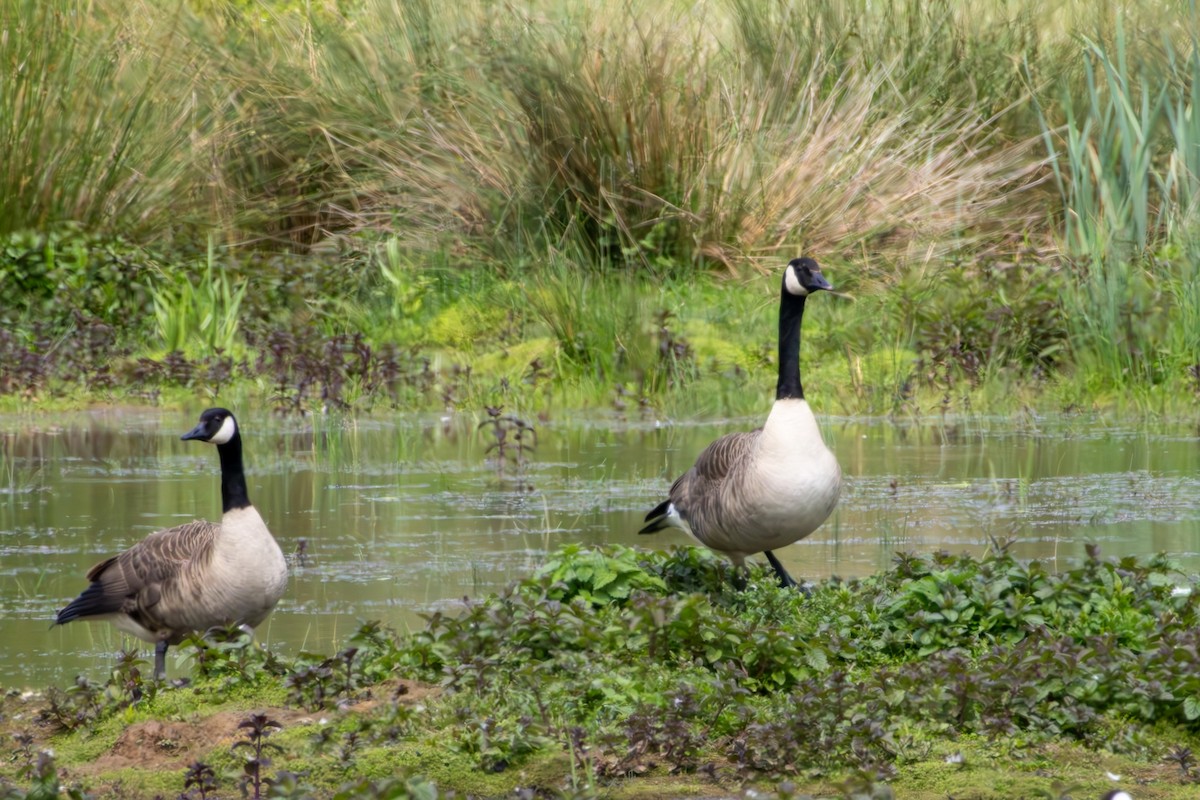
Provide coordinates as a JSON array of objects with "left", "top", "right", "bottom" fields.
[{"left": 764, "top": 551, "right": 810, "bottom": 595}]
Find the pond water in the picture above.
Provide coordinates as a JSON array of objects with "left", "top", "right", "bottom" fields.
[{"left": 1, "top": 408, "right": 1199, "bottom": 688}]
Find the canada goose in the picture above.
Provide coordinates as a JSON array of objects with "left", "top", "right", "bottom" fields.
[
  {"left": 640, "top": 257, "right": 841, "bottom": 589},
  {"left": 55, "top": 408, "right": 287, "bottom": 680}
]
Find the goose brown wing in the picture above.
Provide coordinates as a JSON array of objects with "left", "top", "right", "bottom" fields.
[
  {"left": 672, "top": 430, "right": 759, "bottom": 499},
  {"left": 56, "top": 520, "right": 220, "bottom": 625},
  {"left": 640, "top": 429, "right": 761, "bottom": 535}
]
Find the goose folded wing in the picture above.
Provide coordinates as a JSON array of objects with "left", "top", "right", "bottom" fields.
[
  {"left": 61, "top": 520, "right": 220, "bottom": 621},
  {"left": 674, "top": 430, "right": 760, "bottom": 498},
  {"left": 118, "top": 520, "right": 221, "bottom": 609}
]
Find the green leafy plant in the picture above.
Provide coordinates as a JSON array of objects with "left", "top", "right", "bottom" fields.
[
  {"left": 151, "top": 243, "right": 249, "bottom": 357},
  {"left": 375, "top": 241, "right": 434, "bottom": 336},
  {"left": 11, "top": 542, "right": 1200, "bottom": 796},
  {"left": 536, "top": 544, "right": 667, "bottom": 605},
  {"left": 330, "top": 775, "right": 439, "bottom": 800},
  {"left": 0, "top": 748, "right": 92, "bottom": 800},
  {"left": 179, "top": 623, "right": 287, "bottom": 690},
  {"left": 447, "top": 711, "right": 552, "bottom": 773},
  {"left": 39, "top": 675, "right": 105, "bottom": 733},
  {"left": 0, "top": 228, "right": 154, "bottom": 328}
]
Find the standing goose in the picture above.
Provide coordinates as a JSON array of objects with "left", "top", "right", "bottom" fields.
[
  {"left": 640, "top": 257, "right": 841, "bottom": 589},
  {"left": 55, "top": 408, "right": 288, "bottom": 680}
]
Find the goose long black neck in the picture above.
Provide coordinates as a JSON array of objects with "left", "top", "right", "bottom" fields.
[
  {"left": 776, "top": 289, "right": 808, "bottom": 401},
  {"left": 216, "top": 433, "right": 251, "bottom": 512}
]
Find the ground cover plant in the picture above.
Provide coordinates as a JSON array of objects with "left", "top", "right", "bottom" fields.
[
  {"left": 2, "top": 543, "right": 1200, "bottom": 798},
  {"left": 2, "top": 0, "right": 1200, "bottom": 417}
]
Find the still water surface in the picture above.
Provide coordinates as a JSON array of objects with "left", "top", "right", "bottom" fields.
[{"left": 2, "top": 408, "right": 1198, "bottom": 688}]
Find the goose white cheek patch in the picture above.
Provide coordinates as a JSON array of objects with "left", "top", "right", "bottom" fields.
[
  {"left": 784, "top": 265, "right": 809, "bottom": 296},
  {"left": 210, "top": 416, "right": 237, "bottom": 445}
]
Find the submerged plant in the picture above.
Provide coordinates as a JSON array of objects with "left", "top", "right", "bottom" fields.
[{"left": 477, "top": 406, "right": 537, "bottom": 487}]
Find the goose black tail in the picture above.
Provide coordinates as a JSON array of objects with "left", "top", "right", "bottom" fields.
[
  {"left": 55, "top": 583, "right": 119, "bottom": 626},
  {"left": 638, "top": 500, "right": 672, "bottom": 535}
]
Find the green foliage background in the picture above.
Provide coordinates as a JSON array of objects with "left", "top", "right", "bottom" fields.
[{"left": 2, "top": 0, "right": 1200, "bottom": 413}]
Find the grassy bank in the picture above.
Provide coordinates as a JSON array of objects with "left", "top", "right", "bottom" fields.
[
  {"left": 2, "top": 544, "right": 1200, "bottom": 798},
  {"left": 2, "top": 0, "right": 1200, "bottom": 417},
  {"left": 1, "top": 242, "right": 1197, "bottom": 419}
]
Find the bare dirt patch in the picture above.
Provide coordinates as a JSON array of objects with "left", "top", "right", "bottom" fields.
[
  {"left": 83, "top": 708, "right": 312, "bottom": 774},
  {"left": 81, "top": 679, "right": 439, "bottom": 774}
]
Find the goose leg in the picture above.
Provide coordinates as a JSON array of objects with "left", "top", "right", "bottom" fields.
[
  {"left": 731, "top": 566, "right": 748, "bottom": 592},
  {"left": 154, "top": 640, "right": 169, "bottom": 681},
  {"left": 764, "top": 551, "right": 802, "bottom": 591}
]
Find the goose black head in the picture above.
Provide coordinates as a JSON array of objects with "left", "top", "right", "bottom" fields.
[
  {"left": 783, "top": 257, "right": 833, "bottom": 296},
  {"left": 181, "top": 408, "right": 239, "bottom": 445}
]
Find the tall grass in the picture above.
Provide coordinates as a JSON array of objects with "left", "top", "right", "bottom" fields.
[
  {"left": 1163, "top": 242, "right": 1200, "bottom": 377},
  {"left": 519, "top": 248, "right": 657, "bottom": 384},
  {"left": 486, "top": 0, "right": 1050, "bottom": 272},
  {"left": 0, "top": 0, "right": 1100, "bottom": 266},
  {"left": 5, "top": 0, "right": 1200, "bottom": 405},
  {"left": 1037, "top": 17, "right": 1200, "bottom": 387},
  {"left": 0, "top": 0, "right": 198, "bottom": 239}
]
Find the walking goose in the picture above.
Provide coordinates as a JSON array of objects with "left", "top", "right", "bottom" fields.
[
  {"left": 55, "top": 408, "right": 288, "bottom": 679},
  {"left": 639, "top": 257, "right": 841, "bottom": 589}
]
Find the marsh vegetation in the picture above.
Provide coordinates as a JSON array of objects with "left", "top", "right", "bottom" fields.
[
  {"left": 2, "top": 0, "right": 1200, "bottom": 415},
  {"left": 4, "top": 0, "right": 1200, "bottom": 795},
  {"left": 3, "top": 545, "right": 1200, "bottom": 798}
]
